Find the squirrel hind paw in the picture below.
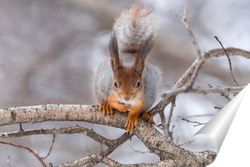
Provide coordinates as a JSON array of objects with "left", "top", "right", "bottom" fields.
[
  {"left": 141, "top": 111, "right": 155, "bottom": 124},
  {"left": 100, "top": 103, "right": 114, "bottom": 115}
]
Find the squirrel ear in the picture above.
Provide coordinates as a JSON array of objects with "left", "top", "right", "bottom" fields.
[
  {"left": 132, "top": 34, "right": 155, "bottom": 76},
  {"left": 109, "top": 32, "right": 123, "bottom": 73}
]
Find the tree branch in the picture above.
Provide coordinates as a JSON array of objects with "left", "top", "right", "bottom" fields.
[
  {"left": 149, "top": 47, "right": 250, "bottom": 116},
  {"left": 162, "top": 85, "right": 245, "bottom": 99},
  {"left": 0, "top": 125, "right": 127, "bottom": 151},
  {"left": 214, "top": 36, "right": 239, "bottom": 86},
  {"left": 0, "top": 104, "right": 216, "bottom": 166},
  {"left": 58, "top": 154, "right": 177, "bottom": 167}
]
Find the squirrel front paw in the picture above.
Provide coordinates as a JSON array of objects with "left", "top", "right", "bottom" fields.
[
  {"left": 100, "top": 102, "right": 114, "bottom": 115},
  {"left": 117, "top": 103, "right": 131, "bottom": 112},
  {"left": 124, "top": 116, "right": 138, "bottom": 134}
]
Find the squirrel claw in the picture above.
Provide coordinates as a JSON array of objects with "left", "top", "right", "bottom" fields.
[
  {"left": 100, "top": 103, "right": 114, "bottom": 115},
  {"left": 124, "top": 117, "right": 138, "bottom": 134}
]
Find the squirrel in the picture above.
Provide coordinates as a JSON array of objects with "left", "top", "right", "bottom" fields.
[{"left": 93, "top": 3, "right": 161, "bottom": 134}]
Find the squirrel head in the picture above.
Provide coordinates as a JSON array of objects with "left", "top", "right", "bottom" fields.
[{"left": 109, "top": 32, "right": 154, "bottom": 105}]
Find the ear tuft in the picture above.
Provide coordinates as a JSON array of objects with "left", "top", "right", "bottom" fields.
[
  {"left": 109, "top": 32, "right": 119, "bottom": 57},
  {"left": 109, "top": 32, "right": 123, "bottom": 72},
  {"left": 132, "top": 34, "right": 155, "bottom": 76}
]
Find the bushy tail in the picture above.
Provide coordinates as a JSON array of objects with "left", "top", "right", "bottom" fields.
[{"left": 113, "top": 2, "right": 157, "bottom": 53}]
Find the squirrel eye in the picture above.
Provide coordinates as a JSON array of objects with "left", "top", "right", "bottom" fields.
[
  {"left": 136, "top": 81, "right": 140, "bottom": 88},
  {"left": 114, "top": 82, "right": 118, "bottom": 88}
]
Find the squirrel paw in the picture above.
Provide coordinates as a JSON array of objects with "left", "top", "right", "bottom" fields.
[
  {"left": 124, "top": 116, "right": 138, "bottom": 134},
  {"left": 100, "top": 103, "right": 114, "bottom": 115},
  {"left": 117, "top": 103, "right": 131, "bottom": 112},
  {"left": 141, "top": 111, "right": 155, "bottom": 124}
]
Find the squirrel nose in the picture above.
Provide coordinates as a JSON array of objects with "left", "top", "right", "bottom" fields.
[{"left": 124, "top": 97, "right": 130, "bottom": 101}]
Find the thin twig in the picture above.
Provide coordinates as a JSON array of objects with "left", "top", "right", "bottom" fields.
[
  {"left": 7, "top": 156, "right": 15, "bottom": 167},
  {"left": 207, "top": 85, "right": 231, "bottom": 102},
  {"left": 174, "top": 114, "right": 215, "bottom": 121},
  {"left": 129, "top": 145, "right": 151, "bottom": 154},
  {"left": 159, "top": 111, "right": 167, "bottom": 134},
  {"left": 98, "top": 139, "right": 104, "bottom": 158},
  {"left": 19, "top": 123, "right": 23, "bottom": 131},
  {"left": 0, "top": 141, "right": 47, "bottom": 167},
  {"left": 176, "top": 0, "right": 201, "bottom": 58},
  {"left": 214, "top": 36, "right": 239, "bottom": 86},
  {"left": 177, "top": 140, "right": 195, "bottom": 146},
  {"left": 182, "top": 118, "right": 207, "bottom": 127},
  {"left": 41, "top": 134, "right": 56, "bottom": 160},
  {"left": 162, "top": 85, "right": 245, "bottom": 99},
  {"left": 169, "top": 125, "right": 175, "bottom": 141},
  {"left": 183, "top": 0, "right": 187, "bottom": 21},
  {"left": 165, "top": 98, "right": 176, "bottom": 139},
  {"left": 0, "top": 126, "right": 111, "bottom": 145}
]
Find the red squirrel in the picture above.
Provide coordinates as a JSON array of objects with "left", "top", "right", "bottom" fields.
[{"left": 93, "top": 3, "right": 161, "bottom": 134}]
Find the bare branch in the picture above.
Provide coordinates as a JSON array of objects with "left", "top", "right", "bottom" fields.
[
  {"left": 58, "top": 153, "right": 177, "bottom": 167},
  {"left": 0, "top": 126, "right": 132, "bottom": 165},
  {"left": 158, "top": 111, "right": 167, "bottom": 134},
  {"left": 162, "top": 85, "right": 245, "bottom": 98},
  {"left": 58, "top": 153, "right": 157, "bottom": 167},
  {"left": 174, "top": 47, "right": 250, "bottom": 89},
  {"left": 7, "top": 156, "right": 15, "bottom": 167},
  {"left": 165, "top": 98, "right": 176, "bottom": 140},
  {"left": 58, "top": 154, "right": 107, "bottom": 167},
  {"left": 103, "top": 133, "right": 132, "bottom": 156},
  {"left": 0, "top": 141, "right": 47, "bottom": 167},
  {"left": 0, "top": 104, "right": 216, "bottom": 166},
  {"left": 214, "top": 36, "right": 239, "bottom": 86},
  {"left": 0, "top": 125, "right": 130, "bottom": 155},
  {"left": 0, "top": 126, "right": 107, "bottom": 143},
  {"left": 176, "top": 0, "right": 202, "bottom": 58},
  {"left": 150, "top": 48, "right": 250, "bottom": 116},
  {"left": 183, "top": 0, "right": 187, "bottom": 21},
  {"left": 177, "top": 140, "right": 195, "bottom": 146},
  {"left": 41, "top": 134, "right": 56, "bottom": 160},
  {"left": 182, "top": 118, "right": 207, "bottom": 127},
  {"left": 129, "top": 145, "right": 151, "bottom": 154}
]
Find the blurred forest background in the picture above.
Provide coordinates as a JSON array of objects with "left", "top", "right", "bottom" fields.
[{"left": 0, "top": 0, "right": 250, "bottom": 166}]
